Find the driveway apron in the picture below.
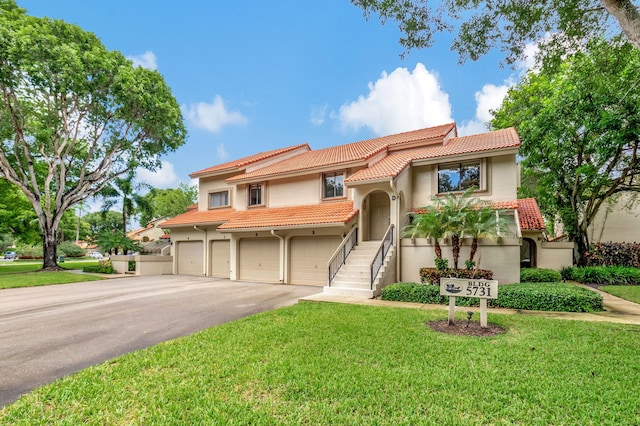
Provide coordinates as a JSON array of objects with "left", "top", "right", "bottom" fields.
[{"left": 0, "top": 275, "right": 320, "bottom": 407}]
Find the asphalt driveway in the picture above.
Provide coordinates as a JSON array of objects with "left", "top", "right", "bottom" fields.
[{"left": 0, "top": 275, "right": 320, "bottom": 407}]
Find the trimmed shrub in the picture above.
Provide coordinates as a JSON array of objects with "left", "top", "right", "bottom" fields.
[
  {"left": 564, "top": 266, "right": 640, "bottom": 285},
  {"left": 381, "top": 282, "right": 478, "bottom": 306},
  {"left": 586, "top": 241, "right": 640, "bottom": 268},
  {"left": 520, "top": 268, "right": 562, "bottom": 283},
  {"left": 57, "top": 241, "right": 86, "bottom": 258},
  {"left": 83, "top": 259, "right": 115, "bottom": 274},
  {"left": 16, "top": 244, "right": 43, "bottom": 259},
  {"left": 381, "top": 282, "right": 604, "bottom": 312},
  {"left": 496, "top": 283, "right": 603, "bottom": 312},
  {"left": 419, "top": 267, "right": 493, "bottom": 285}
]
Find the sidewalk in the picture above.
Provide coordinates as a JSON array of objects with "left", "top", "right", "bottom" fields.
[{"left": 301, "top": 285, "right": 640, "bottom": 326}]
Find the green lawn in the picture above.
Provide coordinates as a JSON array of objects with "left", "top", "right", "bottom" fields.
[
  {"left": 600, "top": 285, "right": 640, "bottom": 304},
  {"left": 0, "top": 260, "right": 105, "bottom": 289},
  {"left": 1, "top": 302, "right": 638, "bottom": 425},
  {"left": 0, "top": 271, "right": 105, "bottom": 289}
]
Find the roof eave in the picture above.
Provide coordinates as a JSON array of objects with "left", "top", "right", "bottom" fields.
[{"left": 411, "top": 146, "right": 520, "bottom": 167}]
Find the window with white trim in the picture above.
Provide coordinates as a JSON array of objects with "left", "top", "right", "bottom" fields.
[
  {"left": 248, "top": 183, "right": 263, "bottom": 206},
  {"left": 323, "top": 172, "right": 344, "bottom": 198},
  {"left": 208, "top": 190, "right": 230, "bottom": 208},
  {"left": 437, "top": 161, "right": 480, "bottom": 193}
]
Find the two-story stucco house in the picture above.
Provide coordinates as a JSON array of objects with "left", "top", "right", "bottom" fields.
[{"left": 162, "top": 123, "right": 571, "bottom": 297}]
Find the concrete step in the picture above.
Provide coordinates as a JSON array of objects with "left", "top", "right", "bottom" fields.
[{"left": 322, "top": 286, "right": 374, "bottom": 298}]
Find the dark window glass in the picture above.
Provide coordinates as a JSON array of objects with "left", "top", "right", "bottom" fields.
[
  {"left": 324, "top": 173, "right": 344, "bottom": 198},
  {"left": 438, "top": 162, "right": 480, "bottom": 193},
  {"left": 248, "top": 184, "right": 262, "bottom": 206}
]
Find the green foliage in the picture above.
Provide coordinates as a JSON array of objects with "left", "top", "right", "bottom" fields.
[
  {"left": 0, "top": 271, "right": 104, "bottom": 289},
  {"left": 99, "top": 171, "right": 151, "bottom": 233},
  {"left": 492, "top": 37, "right": 640, "bottom": 264},
  {"left": 140, "top": 183, "right": 198, "bottom": 225},
  {"left": 128, "top": 260, "right": 136, "bottom": 272},
  {"left": 434, "top": 258, "right": 449, "bottom": 271},
  {"left": 419, "top": 267, "right": 493, "bottom": 285},
  {"left": 82, "top": 259, "right": 115, "bottom": 274},
  {"left": 84, "top": 211, "right": 122, "bottom": 241},
  {"left": 497, "top": 283, "right": 603, "bottom": 312},
  {"left": 464, "top": 260, "right": 476, "bottom": 270},
  {"left": 351, "top": 0, "right": 627, "bottom": 65},
  {"left": 15, "top": 244, "right": 43, "bottom": 259},
  {"left": 56, "top": 241, "right": 86, "bottom": 258},
  {"left": 0, "top": 6, "right": 186, "bottom": 267},
  {"left": 520, "top": 268, "right": 562, "bottom": 283},
  {"left": 586, "top": 242, "right": 640, "bottom": 268},
  {"left": 96, "top": 230, "right": 142, "bottom": 255},
  {"left": 382, "top": 282, "right": 604, "bottom": 312},
  {"left": 0, "top": 233, "right": 13, "bottom": 252},
  {"left": 564, "top": 266, "right": 640, "bottom": 286}
]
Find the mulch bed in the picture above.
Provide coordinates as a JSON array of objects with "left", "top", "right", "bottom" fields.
[{"left": 428, "top": 320, "right": 506, "bottom": 337}]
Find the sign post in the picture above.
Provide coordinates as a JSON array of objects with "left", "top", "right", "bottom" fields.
[{"left": 440, "top": 278, "right": 498, "bottom": 328}]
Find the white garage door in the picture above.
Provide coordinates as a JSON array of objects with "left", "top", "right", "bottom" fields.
[
  {"left": 210, "top": 240, "right": 230, "bottom": 278},
  {"left": 177, "top": 241, "right": 203, "bottom": 276},
  {"left": 239, "top": 238, "right": 279, "bottom": 282},
  {"left": 290, "top": 236, "right": 341, "bottom": 286}
]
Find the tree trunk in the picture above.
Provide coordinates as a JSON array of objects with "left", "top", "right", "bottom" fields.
[
  {"left": 469, "top": 238, "right": 478, "bottom": 262},
  {"left": 601, "top": 0, "right": 640, "bottom": 50},
  {"left": 434, "top": 241, "right": 442, "bottom": 259},
  {"left": 452, "top": 234, "right": 460, "bottom": 270},
  {"left": 41, "top": 226, "right": 61, "bottom": 271}
]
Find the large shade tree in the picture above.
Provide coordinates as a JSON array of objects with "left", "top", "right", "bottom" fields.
[
  {"left": 139, "top": 183, "right": 197, "bottom": 226},
  {"left": 352, "top": 0, "right": 640, "bottom": 64},
  {"left": 492, "top": 37, "right": 640, "bottom": 264},
  {"left": 0, "top": 2, "right": 186, "bottom": 269}
]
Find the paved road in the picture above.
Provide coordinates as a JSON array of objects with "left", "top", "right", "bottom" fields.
[{"left": 0, "top": 275, "right": 321, "bottom": 407}]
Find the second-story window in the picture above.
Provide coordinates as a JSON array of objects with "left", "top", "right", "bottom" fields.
[
  {"left": 209, "top": 190, "right": 230, "bottom": 209},
  {"left": 438, "top": 162, "right": 480, "bottom": 193},
  {"left": 323, "top": 172, "right": 344, "bottom": 198},
  {"left": 248, "top": 183, "right": 263, "bottom": 206}
]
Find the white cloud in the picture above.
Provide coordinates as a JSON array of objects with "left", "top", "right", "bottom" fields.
[
  {"left": 310, "top": 104, "right": 328, "bottom": 126},
  {"left": 182, "top": 95, "right": 248, "bottom": 133},
  {"left": 127, "top": 51, "right": 158, "bottom": 70},
  {"left": 338, "top": 63, "right": 453, "bottom": 136},
  {"left": 136, "top": 161, "right": 179, "bottom": 188},
  {"left": 217, "top": 143, "right": 228, "bottom": 161},
  {"left": 458, "top": 83, "right": 512, "bottom": 136}
]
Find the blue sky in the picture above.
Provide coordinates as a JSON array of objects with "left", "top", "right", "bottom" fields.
[{"left": 23, "top": 0, "right": 528, "bottom": 189}]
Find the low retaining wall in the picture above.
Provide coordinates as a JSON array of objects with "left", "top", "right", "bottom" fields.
[{"left": 110, "top": 255, "right": 173, "bottom": 276}]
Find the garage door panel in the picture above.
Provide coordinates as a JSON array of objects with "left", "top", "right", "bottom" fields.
[
  {"left": 210, "top": 240, "right": 230, "bottom": 278},
  {"left": 239, "top": 238, "right": 279, "bottom": 282},
  {"left": 290, "top": 236, "right": 341, "bottom": 286},
  {"left": 177, "top": 241, "right": 203, "bottom": 276}
]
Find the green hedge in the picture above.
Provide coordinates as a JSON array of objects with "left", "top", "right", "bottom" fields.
[
  {"left": 57, "top": 241, "right": 86, "bottom": 258},
  {"left": 382, "top": 282, "right": 603, "bottom": 312},
  {"left": 82, "top": 259, "right": 115, "bottom": 274},
  {"left": 520, "top": 268, "right": 562, "bottom": 283},
  {"left": 419, "top": 268, "right": 493, "bottom": 285},
  {"left": 563, "top": 266, "right": 640, "bottom": 285}
]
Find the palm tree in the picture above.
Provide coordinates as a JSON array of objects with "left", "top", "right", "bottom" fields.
[
  {"left": 99, "top": 171, "right": 151, "bottom": 234},
  {"left": 401, "top": 206, "right": 448, "bottom": 260},
  {"left": 463, "top": 207, "right": 513, "bottom": 267},
  {"left": 435, "top": 187, "right": 479, "bottom": 270}
]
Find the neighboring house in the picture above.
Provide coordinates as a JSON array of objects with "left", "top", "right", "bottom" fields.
[
  {"left": 127, "top": 218, "right": 167, "bottom": 243},
  {"left": 162, "top": 123, "right": 572, "bottom": 296},
  {"left": 588, "top": 193, "right": 640, "bottom": 244}
]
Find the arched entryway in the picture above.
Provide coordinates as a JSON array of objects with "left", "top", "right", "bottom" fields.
[
  {"left": 365, "top": 191, "right": 390, "bottom": 241},
  {"left": 521, "top": 238, "right": 537, "bottom": 268}
]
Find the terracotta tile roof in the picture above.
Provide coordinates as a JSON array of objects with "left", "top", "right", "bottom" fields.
[
  {"left": 226, "top": 123, "right": 456, "bottom": 183},
  {"left": 411, "top": 197, "right": 545, "bottom": 231},
  {"left": 515, "top": 198, "right": 546, "bottom": 230},
  {"left": 190, "top": 144, "right": 310, "bottom": 178},
  {"left": 161, "top": 207, "right": 236, "bottom": 227},
  {"left": 346, "top": 127, "right": 521, "bottom": 183},
  {"left": 217, "top": 201, "right": 357, "bottom": 231}
]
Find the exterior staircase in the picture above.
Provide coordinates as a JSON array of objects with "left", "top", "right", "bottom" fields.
[{"left": 323, "top": 241, "right": 395, "bottom": 298}]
